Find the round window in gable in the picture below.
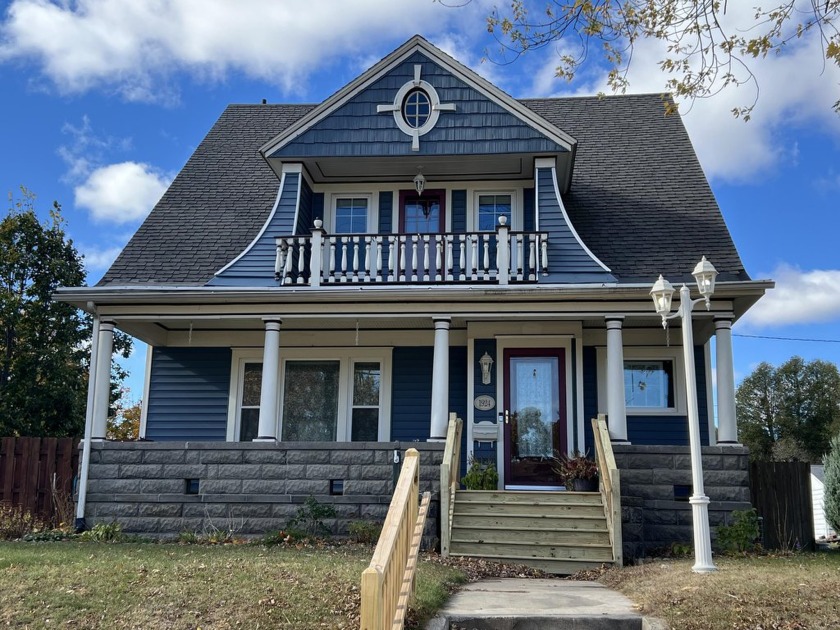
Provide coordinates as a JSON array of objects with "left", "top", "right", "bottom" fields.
[{"left": 402, "top": 88, "right": 431, "bottom": 129}]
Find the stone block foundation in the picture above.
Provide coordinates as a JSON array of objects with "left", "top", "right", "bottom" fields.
[
  {"left": 613, "top": 445, "right": 752, "bottom": 560},
  {"left": 83, "top": 441, "right": 444, "bottom": 540}
]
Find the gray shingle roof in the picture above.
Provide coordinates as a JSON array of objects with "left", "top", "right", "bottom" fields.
[{"left": 99, "top": 94, "right": 748, "bottom": 287}]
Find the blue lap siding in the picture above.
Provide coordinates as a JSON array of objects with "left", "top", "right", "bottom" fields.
[
  {"left": 144, "top": 347, "right": 232, "bottom": 441},
  {"left": 390, "top": 346, "right": 468, "bottom": 449}
]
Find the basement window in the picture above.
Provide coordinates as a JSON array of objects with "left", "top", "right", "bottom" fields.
[{"left": 185, "top": 479, "right": 200, "bottom": 495}]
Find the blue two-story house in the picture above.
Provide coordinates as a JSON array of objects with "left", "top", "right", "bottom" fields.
[{"left": 58, "top": 36, "right": 768, "bottom": 569}]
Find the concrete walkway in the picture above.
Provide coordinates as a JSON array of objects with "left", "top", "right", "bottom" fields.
[{"left": 426, "top": 579, "right": 664, "bottom": 630}]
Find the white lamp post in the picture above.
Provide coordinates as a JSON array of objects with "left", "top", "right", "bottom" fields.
[{"left": 650, "top": 256, "right": 718, "bottom": 574}]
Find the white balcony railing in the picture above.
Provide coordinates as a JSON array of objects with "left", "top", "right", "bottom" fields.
[{"left": 274, "top": 220, "right": 548, "bottom": 287}]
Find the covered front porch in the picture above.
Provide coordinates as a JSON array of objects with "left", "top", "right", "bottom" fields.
[{"left": 71, "top": 283, "right": 751, "bottom": 491}]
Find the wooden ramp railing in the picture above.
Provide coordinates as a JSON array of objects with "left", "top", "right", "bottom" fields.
[
  {"left": 592, "top": 414, "right": 623, "bottom": 567},
  {"left": 439, "top": 413, "right": 463, "bottom": 558},
  {"left": 360, "top": 448, "right": 431, "bottom": 630}
]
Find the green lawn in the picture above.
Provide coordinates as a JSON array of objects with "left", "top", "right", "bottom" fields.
[
  {"left": 0, "top": 542, "right": 465, "bottom": 629},
  {"left": 601, "top": 552, "right": 840, "bottom": 629}
]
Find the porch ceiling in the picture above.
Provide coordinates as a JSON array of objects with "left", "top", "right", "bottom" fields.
[{"left": 288, "top": 152, "right": 558, "bottom": 183}]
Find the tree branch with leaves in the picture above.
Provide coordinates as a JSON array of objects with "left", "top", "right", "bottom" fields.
[{"left": 467, "top": 0, "right": 840, "bottom": 118}]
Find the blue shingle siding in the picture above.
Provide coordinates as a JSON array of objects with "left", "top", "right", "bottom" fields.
[
  {"left": 390, "top": 346, "right": 467, "bottom": 443},
  {"left": 209, "top": 171, "right": 301, "bottom": 285},
  {"left": 295, "top": 178, "right": 314, "bottom": 235},
  {"left": 537, "top": 167, "right": 614, "bottom": 283},
  {"left": 145, "top": 347, "right": 231, "bottom": 441},
  {"left": 271, "top": 52, "right": 568, "bottom": 159},
  {"left": 451, "top": 190, "right": 467, "bottom": 233}
]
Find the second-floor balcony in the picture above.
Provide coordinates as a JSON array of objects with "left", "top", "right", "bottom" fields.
[{"left": 274, "top": 219, "right": 548, "bottom": 287}]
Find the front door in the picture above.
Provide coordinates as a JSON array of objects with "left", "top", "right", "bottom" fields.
[
  {"left": 503, "top": 348, "right": 567, "bottom": 488},
  {"left": 399, "top": 189, "right": 445, "bottom": 234}
]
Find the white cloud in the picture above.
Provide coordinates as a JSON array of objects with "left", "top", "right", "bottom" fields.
[
  {"left": 521, "top": 4, "right": 840, "bottom": 183},
  {"left": 0, "top": 0, "right": 491, "bottom": 101},
  {"left": 75, "top": 162, "right": 170, "bottom": 223},
  {"left": 79, "top": 244, "right": 123, "bottom": 272},
  {"left": 740, "top": 264, "right": 840, "bottom": 328}
]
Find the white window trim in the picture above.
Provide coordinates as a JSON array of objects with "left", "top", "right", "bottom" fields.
[
  {"left": 226, "top": 347, "right": 392, "bottom": 442},
  {"left": 471, "top": 189, "right": 520, "bottom": 231},
  {"left": 226, "top": 349, "right": 271, "bottom": 442},
  {"left": 327, "top": 192, "right": 374, "bottom": 234},
  {"left": 596, "top": 346, "right": 687, "bottom": 416}
]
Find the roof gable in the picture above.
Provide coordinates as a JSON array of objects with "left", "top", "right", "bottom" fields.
[{"left": 261, "top": 36, "right": 575, "bottom": 163}]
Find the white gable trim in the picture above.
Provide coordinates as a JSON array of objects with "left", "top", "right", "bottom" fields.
[
  {"left": 259, "top": 36, "right": 576, "bottom": 158},
  {"left": 535, "top": 158, "right": 611, "bottom": 273}
]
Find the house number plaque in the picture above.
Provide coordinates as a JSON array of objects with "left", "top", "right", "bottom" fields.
[{"left": 473, "top": 395, "right": 495, "bottom": 411}]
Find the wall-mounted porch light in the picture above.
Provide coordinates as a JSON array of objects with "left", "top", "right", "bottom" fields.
[{"left": 479, "top": 352, "right": 494, "bottom": 385}]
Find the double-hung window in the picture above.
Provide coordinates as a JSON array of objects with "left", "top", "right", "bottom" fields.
[
  {"left": 477, "top": 194, "right": 512, "bottom": 231},
  {"left": 334, "top": 197, "right": 369, "bottom": 233}
]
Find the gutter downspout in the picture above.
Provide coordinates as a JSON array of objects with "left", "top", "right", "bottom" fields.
[{"left": 75, "top": 306, "right": 100, "bottom": 532}]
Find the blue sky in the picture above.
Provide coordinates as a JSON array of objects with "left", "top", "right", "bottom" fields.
[{"left": 1, "top": 0, "right": 839, "bottom": 403}]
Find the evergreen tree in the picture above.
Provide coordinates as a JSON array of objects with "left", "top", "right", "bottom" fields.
[
  {"left": 0, "top": 188, "right": 130, "bottom": 436},
  {"left": 824, "top": 433, "right": 840, "bottom": 535}
]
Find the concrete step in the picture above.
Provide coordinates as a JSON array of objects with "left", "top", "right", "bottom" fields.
[{"left": 426, "top": 579, "right": 643, "bottom": 629}]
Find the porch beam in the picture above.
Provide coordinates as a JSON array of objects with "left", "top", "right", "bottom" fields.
[
  {"left": 714, "top": 317, "right": 739, "bottom": 445},
  {"left": 429, "top": 318, "right": 451, "bottom": 440},
  {"left": 605, "top": 318, "right": 629, "bottom": 443},
  {"left": 255, "top": 319, "right": 282, "bottom": 441}
]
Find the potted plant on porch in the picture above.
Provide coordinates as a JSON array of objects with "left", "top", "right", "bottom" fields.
[{"left": 553, "top": 451, "right": 599, "bottom": 491}]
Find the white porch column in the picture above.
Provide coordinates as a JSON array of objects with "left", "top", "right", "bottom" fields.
[
  {"left": 715, "top": 318, "right": 739, "bottom": 444},
  {"left": 429, "top": 318, "right": 451, "bottom": 441},
  {"left": 606, "top": 318, "right": 629, "bottom": 443},
  {"left": 91, "top": 321, "right": 115, "bottom": 441},
  {"left": 255, "top": 320, "right": 282, "bottom": 442}
]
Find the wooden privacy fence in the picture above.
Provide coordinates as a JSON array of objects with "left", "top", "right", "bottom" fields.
[
  {"left": 360, "top": 448, "right": 431, "bottom": 630},
  {"left": 0, "top": 437, "right": 80, "bottom": 521},
  {"left": 749, "top": 460, "right": 814, "bottom": 551}
]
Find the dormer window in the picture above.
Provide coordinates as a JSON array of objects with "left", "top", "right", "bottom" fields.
[{"left": 403, "top": 88, "right": 431, "bottom": 129}]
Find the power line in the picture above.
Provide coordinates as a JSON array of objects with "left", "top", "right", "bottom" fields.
[{"left": 733, "top": 333, "right": 840, "bottom": 344}]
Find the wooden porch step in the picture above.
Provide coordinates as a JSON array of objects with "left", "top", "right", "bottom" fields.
[
  {"left": 456, "top": 490, "right": 603, "bottom": 505},
  {"left": 454, "top": 501, "right": 606, "bottom": 518},
  {"left": 449, "top": 540, "right": 613, "bottom": 562},
  {"left": 447, "top": 553, "right": 612, "bottom": 576},
  {"left": 452, "top": 525, "right": 610, "bottom": 546},
  {"left": 453, "top": 513, "right": 608, "bottom": 530}
]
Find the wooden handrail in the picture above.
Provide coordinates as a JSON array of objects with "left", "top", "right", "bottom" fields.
[
  {"left": 439, "top": 413, "right": 463, "bottom": 558},
  {"left": 592, "top": 414, "right": 623, "bottom": 567},
  {"left": 360, "top": 448, "right": 430, "bottom": 630}
]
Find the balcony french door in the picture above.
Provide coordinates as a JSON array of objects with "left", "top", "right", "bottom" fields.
[{"left": 399, "top": 189, "right": 445, "bottom": 234}]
